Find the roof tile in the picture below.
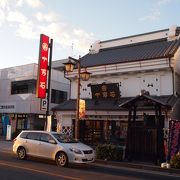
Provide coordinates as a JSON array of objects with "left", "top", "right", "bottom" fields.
[{"left": 81, "top": 39, "right": 180, "bottom": 67}]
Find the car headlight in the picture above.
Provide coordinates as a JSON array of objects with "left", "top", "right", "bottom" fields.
[{"left": 69, "top": 148, "right": 82, "bottom": 154}]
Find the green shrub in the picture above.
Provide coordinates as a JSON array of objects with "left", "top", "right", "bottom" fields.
[
  {"left": 171, "top": 154, "right": 180, "bottom": 169},
  {"left": 96, "top": 144, "right": 124, "bottom": 161}
]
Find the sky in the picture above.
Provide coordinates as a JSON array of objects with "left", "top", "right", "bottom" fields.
[{"left": 0, "top": 0, "right": 180, "bottom": 69}]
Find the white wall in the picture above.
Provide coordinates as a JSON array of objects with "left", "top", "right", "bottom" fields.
[
  {"left": 99, "top": 30, "right": 169, "bottom": 50},
  {"left": 175, "top": 73, "right": 180, "bottom": 95},
  {"left": 0, "top": 64, "right": 37, "bottom": 81},
  {"left": 0, "top": 63, "right": 70, "bottom": 114},
  {"left": 89, "top": 30, "right": 169, "bottom": 53},
  {"left": 120, "top": 75, "right": 141, "bottom": 97},
  {"left": 160, "top": 71, "right": 173, "bottom": 95},
  {"left": 174, "top": 48, "right": 180, "bottom": 75},
  {"left": 70, "top": 70, "right": 173, "bottom": 99},
  {"left": 61, "top": 116, "right": 72, "bottom": 126}
]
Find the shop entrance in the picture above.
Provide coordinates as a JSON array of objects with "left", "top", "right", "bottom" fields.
[
  {"left": 79, "top": 120, "right": 104, "bottom": 146},
  {"left": 128, "top": 115, "right": 164, "bottom": 162},
  {"left": 16, "top": 114, "right": 28, "bottom": 131},
  {"left": 78, "top": 120, "right": 127, "bottom": 146},
  {"left": 119, "top": 94, "right": 168, "bottom": 163}
]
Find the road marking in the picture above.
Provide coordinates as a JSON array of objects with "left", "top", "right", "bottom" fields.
[{"left": 0, "top": 162, "right": 83, "bottom": 180}]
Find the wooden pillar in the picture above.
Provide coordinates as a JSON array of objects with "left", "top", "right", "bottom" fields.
[
  {"left": 132, "top": 106, "right": 137, "bottom": 160},
  {"left": 158, "top": 106, "right": 162, "bottom": 117},
  {"left": 155, "top": 104, "right": 165, "bottom": 164},
  {"left": 100, "top": 121, "right": 104, "bottom": 143},
  {"left": 126, "top": 106, "right": 132, "bottom": 161},
  {"left": 133, "top": 106, "right": 137, "bottom": 124}
]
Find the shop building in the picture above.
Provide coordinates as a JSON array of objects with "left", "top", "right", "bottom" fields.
[
  {"left": 53, "top": 25, "right": 180, "bottom": 163},
  {"left": 0, "top": 62, "right": 69, "bottom": 137}
]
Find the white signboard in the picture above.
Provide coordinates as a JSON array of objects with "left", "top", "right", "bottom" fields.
[
  {"left": 0, "top": 103, "right": 16, "bottom": 113},
  {"left": 46, "top": 115, "right": 52, "bottom": 132},
  {"left": 40, "top": 99, "right": 47, "bottom": 111},
  {"left": 6, "top": 125, "right": 11, "bottom": 140}
]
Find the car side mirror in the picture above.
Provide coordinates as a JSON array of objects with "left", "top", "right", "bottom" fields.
[{"left": 49, "top": 139, "right": 56, "bottom": 144}]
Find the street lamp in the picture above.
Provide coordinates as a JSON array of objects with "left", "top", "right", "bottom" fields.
[{"left": 64, "top": 56, "right": 91, "bottom": 140}]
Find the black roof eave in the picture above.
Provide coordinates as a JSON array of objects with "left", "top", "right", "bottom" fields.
[
  {"left": 119, "top": 94, "right": 172, "bottom": 109},
  {"left": 52, "top": 95, "right": 175, "bottom": 112},
  {"left": 80, "top": 38, "right": 180, "bottom": 68}
]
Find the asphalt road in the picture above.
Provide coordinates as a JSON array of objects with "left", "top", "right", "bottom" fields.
[{"left": 0, "top": 142, "right": 180, "bottom": 180}]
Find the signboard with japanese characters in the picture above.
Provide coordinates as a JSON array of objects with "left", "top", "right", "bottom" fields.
[
  {"left": 0, "top": 103, "right": 16, "bottom": 113},
  {"left": 91, "top": 83, "right": 120, "bottom": 99},
  {"left": 36, "top": 34, "right": 49, "bottom": 99}
]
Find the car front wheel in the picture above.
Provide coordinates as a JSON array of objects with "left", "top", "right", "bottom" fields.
[
  {"left": 55, "top": 152, "right": 68, "bottom": 167},
  {"left": 17, "top": 147, "right": 26, "bottom": 160}
]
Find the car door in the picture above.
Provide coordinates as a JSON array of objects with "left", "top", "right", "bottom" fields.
[
  {"left": 25, "top": 132, "right": 41, "bottom": 156},
  {"left": 38, "top": 133, "right": 57, "bottom": 159}
]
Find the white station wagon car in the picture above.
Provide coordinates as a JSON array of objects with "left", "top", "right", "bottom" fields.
[{"left": 13, "top": 130, "right": 95, "bottom": 167}]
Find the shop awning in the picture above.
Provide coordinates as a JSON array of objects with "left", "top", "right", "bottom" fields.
[
  {"left": 119, "top": 94, "right": 177, "bottom": 109},
  {"left": 52, "top": 95, "right": 177, "bottom": 112}
]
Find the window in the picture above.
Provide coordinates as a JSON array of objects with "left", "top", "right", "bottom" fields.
[
  {"left": 40, "top": 133, "right": 54, "bottom": 143},
  {"left": 51, "top": 89, "right": 67, "bottom": 104},
  {"left": 16, "top": 114, "right": 28, "bottom": 130},
  {"left": 26, "top": 132, "right": 41, "bottom": 140},
  {"left": 20, "top": 132, "right": 29, "bottom": 139},
  {"left": 11, "top": 79, "right": 36, "bottom": 94}
]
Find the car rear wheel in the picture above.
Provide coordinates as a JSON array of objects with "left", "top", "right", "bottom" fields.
[
  {"left": 55, "top": 152, "right": 68, "bottom": 167},
  {"left": 17, "top": 147, "right": 26, "bottom": 160}
]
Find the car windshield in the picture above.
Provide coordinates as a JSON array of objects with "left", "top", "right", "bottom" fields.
[{"left": 52, "top": 133, "right": 78, "bottom": 143}]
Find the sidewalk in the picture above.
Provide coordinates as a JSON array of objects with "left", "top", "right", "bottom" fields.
[
  {"left": 95, "top": 159, "right": 180, "bottom": 175},
  {"left": 0, "top": 139, "right": 180, "bottom": 175},
  {"left": 0, "top": 139, "right": 12, "bottom": 151}
]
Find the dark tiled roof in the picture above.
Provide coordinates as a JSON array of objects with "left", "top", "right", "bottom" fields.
[
  {"left": 52, "top": 95, "right": 177, "bottom": 111},
  {"left": 80, "top": 39, "right": 180, "bottom": 68},
  {"left": 52, "top": 98, "right": 129, "bottom": 111},
  {"left": 119, "top": 94, "right": 177, "bottom": 108}
]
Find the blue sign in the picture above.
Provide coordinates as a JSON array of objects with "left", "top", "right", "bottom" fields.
[{"left": 2, "top": 115, "right": 10, "bottom": 136}]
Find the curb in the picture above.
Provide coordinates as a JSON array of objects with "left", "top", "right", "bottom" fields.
[{"left": 95, "top": 159, "right": 180, "bottom": 175}]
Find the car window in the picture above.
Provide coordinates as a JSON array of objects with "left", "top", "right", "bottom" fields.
[
  {"left": 20, "top": 132, "right": 28, "bottom": 139},
  {"left": 40, "top": 133, "right": 54, "bottom": 143},
  {"left": 26, "top": 132, "right": 41, "bottom": 141},
  {"left": 52, "top": 133, "right": 78, "bottom": 143}
]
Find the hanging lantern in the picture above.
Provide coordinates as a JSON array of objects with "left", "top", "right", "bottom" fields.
[
  {"left": 63, "top": 60, "right": 75, "bottom": 72},
  {"left": 80, "top": 68, "right": 91, "bottom": 81}
]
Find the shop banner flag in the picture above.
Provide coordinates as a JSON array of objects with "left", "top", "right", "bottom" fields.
[
  {"left": 79, "top": 99, "right": 85, "bottom": 119},
  {"left": 168, "top": 120, "right": 180, "bottom": 160}
]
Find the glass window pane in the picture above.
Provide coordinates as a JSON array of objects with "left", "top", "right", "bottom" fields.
[
  {"left": 26, "top": 132, "right": 41, "bottom": 140},
  {"left": 51, "top": 89, "right": 67, "bottom": 104}
]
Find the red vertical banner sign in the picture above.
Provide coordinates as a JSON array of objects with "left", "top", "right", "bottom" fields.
[{"left": 36, "top": 34, "right": 49, "bottom": 99}]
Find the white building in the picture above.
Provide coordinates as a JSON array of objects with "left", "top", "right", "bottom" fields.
[
  {"left": 0, "top": 63, "right": 69, "bottom": 137},
  {"left": 53, "top": 25, "right": 180, "bottom": 163}
]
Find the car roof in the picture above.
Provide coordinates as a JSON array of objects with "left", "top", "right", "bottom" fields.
[{"left": 21, "top": 130, "right": 57, "bottom": 134}]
